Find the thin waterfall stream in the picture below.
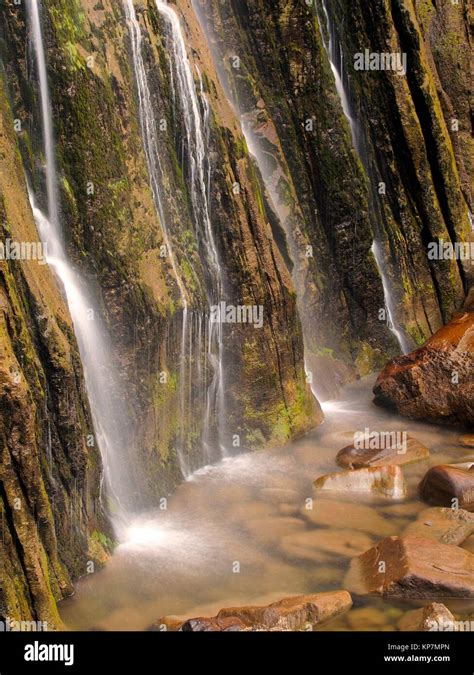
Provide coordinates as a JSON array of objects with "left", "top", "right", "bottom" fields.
[
  {"left": 319, "top": 0, "right": 410, "bottom": 355},
  {"left": 27, "top": 0, "right": 134, "bottom": 524}
]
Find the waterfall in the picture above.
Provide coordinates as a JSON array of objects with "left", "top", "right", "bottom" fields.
[
  {"left": 155, "top": 1, "right": 227, "bottom": 461},
  {"left": 26, "top": 0, "right": 134, "bottom": 522},
  {"left": 371, "top": 241, "right": 412, "bottom": 354},
  {"left": 123, "top": 0, "right": 195, "bottom": 478},
  {"left": 319, "top": 0, "right": 410, "bottom": 354},
  {"left": 122, "top": 0, "right": 188, "bottom": 309}
]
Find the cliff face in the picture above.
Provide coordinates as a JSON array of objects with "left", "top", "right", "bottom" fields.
[
  {"left": 0, "top": 0, "right": 318, "bottom": 622},
  {"left": 194, "top": 0, "right": 472, "bottom": 395},
  {"left": 0, "top": 82, "right": 106, "bottom": 628},
  {"left": 328, "top": 0, "right": 472, "bottom": 324}
]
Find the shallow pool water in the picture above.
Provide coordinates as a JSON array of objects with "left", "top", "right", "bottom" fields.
[{"left": 60, "top": 377, "right": 474, "bottom": 631}]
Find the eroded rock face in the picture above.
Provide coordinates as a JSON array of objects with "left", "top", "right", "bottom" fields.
[
  {"left": 0, "top": 83, "right": 107, "bottom": 627},
  {"left": 373, "top": 310, "right": 474, "bottom": 427},
  {"left": 314, "top": 465, "right": 407, "bottom": 499},
  {"left": 195, "top": 0, "right": 473, "bottom": 387},
  {"left": 419, "top": 465, "right": 474, "bottom": 511},
  {"left": 336, "top": 435, "right": 429, "bottom": 469},
  {"left": 345, "top": 536, "right": 474, "bottom": 599},
  {"left": 398, "top": 603, "right": 456, "bottom": 632},
  {"left": 156, "top": 591, "right": 352, "bottom": 632}
]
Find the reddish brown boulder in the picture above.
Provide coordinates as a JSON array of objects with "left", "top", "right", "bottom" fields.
[
  {"left": 155, "top": 591, "right": 352, "bottom": 632},
  {"left": 217, "top": 591, "right": 352, "bottom": 630},
  {"left": 373, "top": 309, "right": 474, "bottom": 427},
  {"left": 419, "top": 465, "right": 474, "bottom": 511},
  {"left": 345, "top": 535, "right": 474, "bottom": 598},
  {"left": 216, "top": 605, "right": 280, "bottom": 628},
  {"left": 336, "top": 435, "right": 429, "bottom": 469},
  {"left": 269, "top": 591, "right": 352, "bottom": 624}
]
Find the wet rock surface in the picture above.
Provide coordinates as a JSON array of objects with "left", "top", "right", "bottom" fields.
[
  {"left": 155, "top": 591, "right": 352, "bottom": 632},
  {"left": 314, "top": 465, "right": 407, "bottom": 499},
  {"left": 345, "top": 535, "right": 474, "bottom": 599},
  {"left": 419, "top": 465, "right": 474, "bottom": 511},
  {"left": 336, "top": 435, "right": 429, "bottom": 469},
  {"left": 374, "top": 310, "right": 474, "bottom": 427}
]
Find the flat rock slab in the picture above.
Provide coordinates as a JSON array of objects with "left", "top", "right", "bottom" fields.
[
  {"left": 404, "top": 507, "right": 474, "bottom": 545},
  {"left": 156, "top": 591, "right": 352, "bottom": 631},
  {"left": 459, "top": 435, "right": 474, "bottom": 448},
  {"left": 398, "top": 603, "right": 456, "bottom": 631},
  {"left": 345, "top": 535, "right": 474, "bottom": 599},
  {"left": 336, "top": 435, "right": 429, "bottom": 469},
  {"left": 420, "top": 464, "right": 474, "bottom": 510},
  {"left": 216, "top": 591, "right": 352, "bottom": 631},
  {"left": 314, "top": 465, "right": 407, "bottom": 499}
]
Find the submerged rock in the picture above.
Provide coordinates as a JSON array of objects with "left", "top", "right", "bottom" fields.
[
  {"left": 336, "top": 435, "right": 429, "bottom": 469},
  {"left": 459, "top": 435, "right": 474, "bottom": 448},
  {"left": 243, "top": 516, "right": 306, "bottom": 546},
  {"left": 373, "top": 309, "right": 474, "bottom": 427},
  {"left": 301, "top": 499, "right": 393, "bottom": 537},
  {"left": 155, "top": 591, "right": 352, "bottom": 631},
  {"left": 314, "top": 465, "right": 406, "bottom": 499},
  {"left": 345, "top": 535, "right": 474, "bottom": 598},
  {"left": 419, "top": 465, "right": 474, "bottom": 510},
  {"left": 398, "top": 603, "right": 456, "bottom": 632},
  {"left": 281, "top": 529, "right": 373, "bottom": 560},
  {"left": 404, "top": 507, "right": 474, "bottom": 545}
]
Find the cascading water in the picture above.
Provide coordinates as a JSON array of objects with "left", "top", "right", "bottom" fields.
[
  {"left": 27, "top": 0, "right": 134, "bottom": 524},
  {"left": 123, "top": 0, "right": 195, "bottom": 478},
  {"left": 319, "top": 0, "right": 410, "bottom": 354},
  {"left": 155, "top": 1, "right": 227, "bottom": 461}
]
